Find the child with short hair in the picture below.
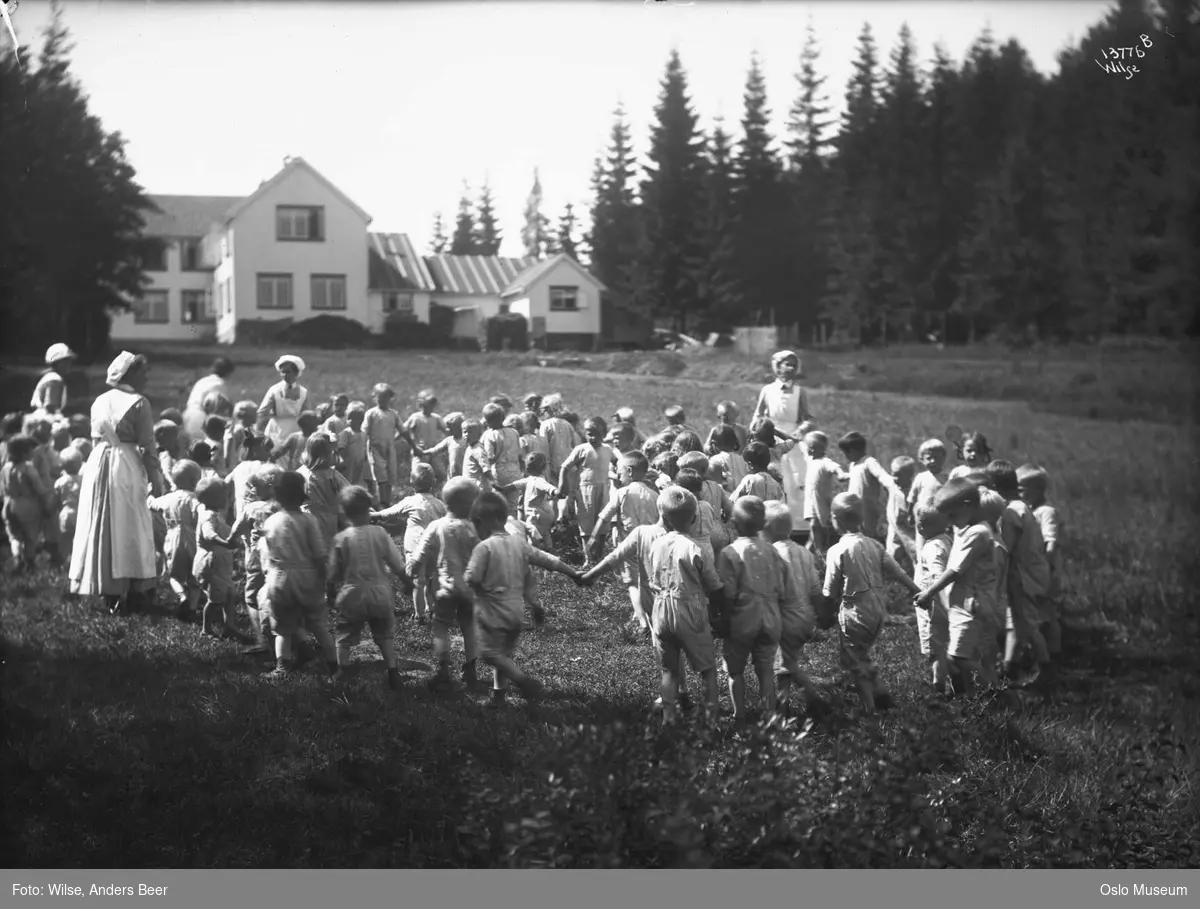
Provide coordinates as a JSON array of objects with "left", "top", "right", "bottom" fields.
[
  {"left": 0, "top": 435, "right": 52, "bottom": 571},
  {"left": 461, "top": 419, "right": 490, "bottom": 493},
  {"left": 322, "top": 394, "right": 351, "bottom": 437},
  {"left": 887, "top": 455, "right": 919, "bottom": 569},
  {"left": 314, "top": 403, "right": 334, "bottom": 434},
  {"left": 488, "top": 394, "right": 514, "bottom": 415},
  {"left": 155, "top": 419, "right": 181, "bottom": 491},
  {"left": 417, "top": 411, "right": 465, "bottom": 480},
  {"left": 517, "top": 413, "right": 549, "bottom": 475},
  {"left": 909, "top": 439, "right": 949, "bottom": 553},
  {"left": 55, "top": 447, "right": 83, "bottom": 545},
  {"left": 337, "top": 402, "right": 369, "bottom": 487},
  {"left": 762, "top": 501, "right": 828, "bottom": 713},
  {"left": 149, "top": 459, "right": 203, "bottom": 618},
  {"left": 522, "top": 394, "right": 543, "bottom": 429},
  {"left": 915, "top": 478, "right": 999, "bottom": 696},
  {"left": 733, "top": 442, "right": 785, "bottom": 503},
  {"left": 298, "top": 435, "right": 349, "bottom": 553},
  {"left": 481, "top": 403, "right": 523, "bottom": 511},
  {"left": 677, "top": 451, "right": 732, "bottom": 527},
  {"left": 1017, "top": 464, "right": 1064, "bottom": 666},
  {"left": 612, "top": 407, "right": 647, "bottom": 449},
  {"left": 411, "top": 478, "right": 483, "bottom": 691},
  {"left": 227, "top": 433, "right": 273, "bottom": 521},
  {"left": 406, "top": 390, "right": 449, "bottom": 488},
  {"left": 837, "top": 431, "right": 903, "bottom": 542},
  {"left": 202, "top": 414, "right": 229, "bottom": 477},
  {"left": 706, "top": 401, "right": 749, "bottom": 455},
  {"left": 824, "top": 493, "right": 920, "bottom": 714},
  {"left": 224, "top": 400, "right": 259, "bottom": 476},
  {"left": 188, "top": 439, "right": 219, "bottom": 482},
  {"left": 676, "top": 468, "right": 727, "bottom": 559},
  {"left": 237, "top": 463, "right": 285, "bottom": 656},
  {"left": 498, "top": 452, "right": 559, "bottom": 550},
  {"left": 591, "top": 451, "right": 663, "bottom": 631},
  {"left": 651, "top": 451, "right": 679, "bottom": 491},
  {"left": 259, "top": 471, "right": 339, "bottom": 679},
  {"left": 273, "top": 410, "right": 321, "bottom": 473},
  {"left": 374, "top": 462, "right": 447, "bottom": 623},
  {"left": 663, "top": 404, "right": 696, "bottom": 437},
  {"left": 466, "top": 491, "right": 581, "bottom": 708},
  {"left": 193, "top": 476, "right": 248, "bottom": 640},
  {"left": 364, "top": 384, "right": 404, "bottom": 507},
  {"left": 803, "top": 430, "right": 849, "bottom": 556},
  {"left": 671, "top": 430, "right": 704, "bottom": 458},
  {"left": 328, "top": 485, "right": 407, "bottom": 689},
  {"left": 709, "top": 426, "right": 749, "bottom": 495},
  {"left": 913, "top": 505, "right": 952, "bottom": 693},
  {"left": 948, "top": 432, "right": 993, "bottom": 481},
  {"left": 609, "top": 421, "right": 638, "bottom": 459},
  {"left": 558, "top": 417, "right": 615, "bottom": 558}
]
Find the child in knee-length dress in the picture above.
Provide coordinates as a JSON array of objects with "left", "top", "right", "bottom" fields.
[
  {"left": 480, "top": 403, "right": 523, "bottom": 511},
  {"left": 149, "top": 460, "right": 203, "bottom": 618},
  {"left": 405, "top": 390, "right": 449, "bottom": 489},
  {"left": 298, "top": 435, "right": 349, "bottom": 554},
  {"left": 373, "top": 462, "right": 447, "bottom": 623},
  {"left": 0, "top": 436, "right": 52, "bottom": 570},
  {"left": 364, "top": 384, "right": 404, "bottom": 507},
  {"left": 558, "top": 417, "right": 615, "bottom": 560},
  {"left": 337, "top": 403, "right": 369, "bottom": 488},
  {"left": 193, "top": 476, "right": 248, "bottom": 640}
]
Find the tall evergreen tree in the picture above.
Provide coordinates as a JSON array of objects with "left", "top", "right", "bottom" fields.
[
  {"left": 429, "top": 211, "right": 449, "bottom": 254},
  {"left": 786, "top": 16, "right": 835, "bottom": 171},
  {"left": 0, "top": 3, "right": 160, "bottom": 357},
  {"left": 588, "top": 104, "right": 644, "bottom": 308},
  {"left": 474, "top": 178, "right": 502, "bottom": 256},
  {"left": 697, "top": 117, "right": 744, "bottom": 324},
  {"left": 639, "top": 49, "right": 709, "bottom": 333},
  {"left": 521, "top": 169, "right": 552, "bottom": 259},
  {"left": 450, "top": 182, "right": 477, "bottom": 255},
  {"left": 554, "top": 202, "right": 579, "bottom": 260}
]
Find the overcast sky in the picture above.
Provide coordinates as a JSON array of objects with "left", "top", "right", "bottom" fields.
[{"left": 10, "top": 1, "right": 1114, "bottom": 255}]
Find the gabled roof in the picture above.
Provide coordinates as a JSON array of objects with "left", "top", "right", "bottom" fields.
[
  {"left": 141, "top": 195, "right": 244, "bottom": 238},
  {"left": 369, "top": 233, "right": 437, "bottom": 292},
  {"left": 501, "top": 252, "right": 606, "bottom": 297},
  {"left": 423, "top": 252, "right": 538, "bottom": 296},
  {"left": 224, "top": 157, "right": 371, "bottom": 225}
]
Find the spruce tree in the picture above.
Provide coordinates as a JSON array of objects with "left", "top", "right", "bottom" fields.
[
  {"left": 429, "top": 211, "right": 449, "bottom": 254},
  {"left": 474, "top": 178, "right": 502, "bottom": 256},
  {"left": 555, "top": 203, "right": 579, "bottom": 260},
  {"left": 697, "top": 117, "right": 744, "bottom": 326},
  {"left": 521, "top": 169, "right": 552, "bottom": 259},
  {"left": 450, "top": 181, "right": 477, "bottom": 255},
  {"left": 588, "top": 104, "right": 643, "bottom": 307}
]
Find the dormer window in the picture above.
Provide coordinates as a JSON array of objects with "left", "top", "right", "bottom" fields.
[{"left": 276, "top": 205, "right": 325, "bottom": 242}]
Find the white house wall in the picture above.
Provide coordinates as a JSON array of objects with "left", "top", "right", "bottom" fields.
[
  {"left": 366, "top": 290, "right": 432, "bottom": 332},
  {"left": 110, "top": 240, "right": 216, "bottom": 342},
  {"left": 525, "top": 259, "right": 603, "bottom": 335},
  {"left": 231, "top": 167, "right": 370, "bottom": 337}
]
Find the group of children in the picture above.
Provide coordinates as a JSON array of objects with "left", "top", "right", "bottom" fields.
[{"left": 0, "top": 351, "right": 1068, "bottom": 723}]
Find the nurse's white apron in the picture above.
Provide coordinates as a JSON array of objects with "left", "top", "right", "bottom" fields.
[{"left": 265, "top": 384, "right": 307, "bottom": 447}]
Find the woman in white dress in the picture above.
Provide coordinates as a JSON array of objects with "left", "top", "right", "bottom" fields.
[
  {"left": 752, "top": 349, "right": 814, "bottom": 537},
  {"left": 69, "top": 351, "right": 166, "bottom": 614},
  {"left": 30, "top": 343, "right": 77, "bottom": 415},
  {"left": 255, "top": 355, "right": 310, "bottom": 448},
  {"left": 182, "top": 357, "right": 235, "bottom": 440}
]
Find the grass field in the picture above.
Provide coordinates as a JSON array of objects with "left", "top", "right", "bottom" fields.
[{"left": 3, "top": 345, "right": 1199, "bottom": 868}]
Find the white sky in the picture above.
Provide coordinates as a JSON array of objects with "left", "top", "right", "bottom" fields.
[{"left": 11, "top": 0, "right": 1113, "bottom": 256}]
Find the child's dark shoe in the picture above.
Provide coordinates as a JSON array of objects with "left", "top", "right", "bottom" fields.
[
  {"left": 387, "top": 668, "right": 401, "bottom": 691},
  {"left": 517, "top": 678, "right": 545, "bottom": 702}
]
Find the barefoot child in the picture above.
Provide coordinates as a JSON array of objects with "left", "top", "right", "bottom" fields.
[
  {"left": 193, "top": 476, "right": 249, "bottom": 640},
  {"left": 365, "top": 384, "right": 404, "bottom": 507},
  {"left": 465, "top": 491, "right": 582, "bottom": 708},
  {"left": 328, "top": 486, "right": 407, "bottom": 689},
  {"left": 913, "top": 505, "right": 952, "bottom": 693},
  {"left": 558, "top": 417, "right": 615, "bottom": 561},
  {"left": 373, "top": 462, "right": 448, "bottom": 623},
  {"left": 149, "top": 460, "right": 203, "bottom": 618},
  {"left": 55, "top": 447, "right": 83, "bottom": 546},
  {"left": 824, "top": 493, "right": 920, "bottom": 715}
]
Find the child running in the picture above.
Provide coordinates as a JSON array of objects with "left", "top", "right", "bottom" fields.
[{"left": 373, "top": 462, "right": 448, "bottom": 623}]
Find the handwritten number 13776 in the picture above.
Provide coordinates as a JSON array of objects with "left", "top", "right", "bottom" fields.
[{"left": 1102, "top": 34, "right": 1154, "bottom": 59}]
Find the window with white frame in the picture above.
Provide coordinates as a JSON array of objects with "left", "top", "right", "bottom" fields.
[
  {"left": 311, "top": 274, "right": 347, "bottom": 311},
  {"left": 257, "top": 273, "right": 293, "bottom": 310},
  {"left": 133, "top": 290, "right": 170, "bottom": 323},
  {"left": 276, "top": 206, "right": 325, "bottom": 241},
  {"left": 179, "top": 238, "right": 202, "bottom": 271},
  {"left": 549, "top": 286, "right": 579, "bottom": 311},
  {"left": 182, "top": 289, "right": 214, "bottom": 323},
  {"left": 384, "top": 292, "right": 414, "bottom": 314}
]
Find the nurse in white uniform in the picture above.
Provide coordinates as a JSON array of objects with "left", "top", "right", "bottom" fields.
[
  {"left": 255, "top": 355, "right": 310, "bottom": 448},
  {"left": 752, "top": 349, "right": 813, "bottom": 537}
]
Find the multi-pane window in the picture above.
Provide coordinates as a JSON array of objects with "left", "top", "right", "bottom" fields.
[
  {"left": 549, "top": 286, "right": 579, "bottom": 311},
  {"left": 179, "top": 238, "right": 202, "bottom": 271},
  {"left": 384, "top": 293, "right": 414, "bottom": 314},
  {"left": 133, "top": 290, "right": 169, "bottom": 323},
  {"left": 311, "top": 274, "right": 347, "bottom": 311},
  {"left": 257, "top": 273, "right": 293, "bottom": 310},
  {"left": 182, "top": 289, "right": 214, "bottom": 323},
  {"left": 276, "top": 206, "right": 325, "bottom": 241}
]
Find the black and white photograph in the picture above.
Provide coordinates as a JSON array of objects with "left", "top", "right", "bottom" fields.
[{"left": 1, "top": 0, "right": 1198, "bottom": 884}]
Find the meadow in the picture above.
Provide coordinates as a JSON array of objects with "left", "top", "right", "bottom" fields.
[{"left": 3, "top": 345, "right": 1198, "bottom": 868}]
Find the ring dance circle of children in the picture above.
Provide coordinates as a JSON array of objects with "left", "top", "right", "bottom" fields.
[{"left": 1, "top": 347, "right": 1070, "bottom": 729}]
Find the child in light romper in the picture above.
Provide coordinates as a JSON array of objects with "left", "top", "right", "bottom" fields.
[
  {"left": 733, "top": 442, "right": 785, "bottom": 503},
  {"left": 0, "top": 435, "right": 51, "bottom": 570},
  {"left": 417, "top": 412, "right": 466, "bottom": 480},
  {"left": 270, "top": 410, "right": 319, "bottom": 473},
  {"left": 328, "top": 485, "right": 406, "bottom": 690},
  {"left": 887, "top": 455, "right": 918, "bottom": 570},
  {"left": 258, "top": 471, "right": 338, "bottom": 679},
  {"left": 481, "top": 403, "right": 523, "bottom": 511},
  {"left": 709, "top": 426, "right": 749, "bottom": 495},
  {"left": 499, "top": 452, "right": 559, "bottom": 550},
  {"left": 364, "top": 384, "right": 404, "bottom": 507},
  {"left": 913, "top": 505, "right": 953, "bottom": 693},
  {"left": 297, "top": 435, "right": 349, "bottom": 554},
  {"left": 465, "top": 492, "right": 581, "bottom": 707},
  {"left": 29, "top": 418, "right": 61, "bottom": 566},
  {"left": 193, "top": 476, "right": 248, "bottom": 640},
  {"left": 239, "top": 464, "right": 284, "bottom": 656},
  {"left": 410, "top": 478, "right": 483, "bottom": 691},
  {"left": 837, "top": 431, "right": 904, "bottom": 543},
  {"left": 916, "top": 478, "right": 998, "bottom": 696},
  {"left": 1018, "top": 464, "right": 1064, "bottom": 668},
  {"left": 717, "top": 496, "right": 786, "bottom": 722},
  {"left": 825, "top": 492, "right": 920, "bottom": 714},
  {"left": 461, "top": 420, "right": 490, "bottom": 493},
  {"left": 676, "top": 468, "right": 726, "bottom": 561},
  {"left": 55, "top": 447, "right": 83, "bottom": 546},
  {"left": 202, "top": 415, "right": 229, "bottom": 478},
  {"left": 223, "top": 400, "right": 259, "bottom": 477},
  {"left": 909, "top": 439, "right": 949, "bottom": 554},
  {"left": 538, "top": 396, "right": 577, "bottom": 519},
  {"left": 337, "top": 403, "right": 369, "bottom": 488},
  {"left": 155, "top": 420, "right": 181, "bottom": 491},
  {"left": 405, "top": 390, "right": 449, "bottom": 489},
  {"left": 374, "top": 462, "right": 447, "bottom": 623},
  {"left": 803, "top": 430, "right": 849, "bottom": 557},
  {"left": 762, "top": 501, "right": 828, "bottom": 713},
  {"left": 558, "top": 417, "right": 615, "bottom": 560},
  {"left": 322, "top": 394, "right": 350, "bottom": 438},
  {"left": 149, "top": 459, "right": 203, "bottom": 619},
  {"left": 678, "top": 452, "right": 733, "bottom": 529},
  {"left": 518, "top": 414, "right": 549, "bottom": 476}
]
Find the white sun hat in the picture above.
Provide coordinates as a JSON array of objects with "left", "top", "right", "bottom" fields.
[{"left": 45, "top": 343, "right": 77, "bottom": 365}]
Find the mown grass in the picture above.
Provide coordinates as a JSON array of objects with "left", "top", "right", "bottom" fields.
[{"left": 3, "top": 346, "right": 1199, "bottom": 867}]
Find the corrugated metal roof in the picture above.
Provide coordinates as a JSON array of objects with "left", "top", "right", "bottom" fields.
[
  {"left": 424, "top": 253, "right": 536, "bottom": 296},
  {"left": 141, "top": 195, "right": 244, "bottom": 238},
  {"left": 369, "top": 233, "right": 436, "bottom": 291}
]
